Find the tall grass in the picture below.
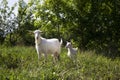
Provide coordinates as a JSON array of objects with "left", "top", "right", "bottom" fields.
[{"left": 0, "top": 46, "right": 120, "bottom": 80}]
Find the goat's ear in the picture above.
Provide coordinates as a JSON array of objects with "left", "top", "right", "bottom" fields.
[
  {"left": 39, "top": 30, "right": 43, "bottom": 33},
  {"left": 27, "top": 30, "right": 34, "bottom": 34},
  {"left": 66, "top": 41, "right": 68, "bottom": 43},
  {"left": 33, "top": 31, "right": 35, "bottom": 34}
]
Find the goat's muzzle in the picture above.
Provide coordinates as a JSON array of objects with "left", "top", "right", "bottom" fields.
[{"left": 36, "top": 36, "right": 39, "bottom": 40}]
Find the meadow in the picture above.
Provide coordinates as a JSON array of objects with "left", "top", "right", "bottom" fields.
[{"left": 0, "top": 46, "right": 120, "bottom": 80}]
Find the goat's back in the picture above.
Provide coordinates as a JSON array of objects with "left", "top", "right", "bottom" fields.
[{"left": 40, "top": 38, "right": 61, "bottom": 54}]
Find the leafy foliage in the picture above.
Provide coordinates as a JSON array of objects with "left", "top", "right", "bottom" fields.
[{"left": 0, "top": 0, "right": 17, "bottom": 44}]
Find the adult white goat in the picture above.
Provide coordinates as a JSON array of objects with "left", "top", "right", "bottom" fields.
[
  {"left": 66, "top": 41, "right": 78, "bottom": 59},
  {"left": 34, "top": 30, "right": 62, "bottom": 61}
]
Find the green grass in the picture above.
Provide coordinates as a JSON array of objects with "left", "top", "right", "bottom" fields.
[{"left": 0, "top": 46, "right": 120, "bottom": 80}]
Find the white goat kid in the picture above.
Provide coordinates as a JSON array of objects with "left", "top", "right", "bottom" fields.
[
  {"left": 34, "top": 30, "right": 62, "bottom": 61},
  {"left": 66, "top": 41, "right": 78, "bottom": 59}
]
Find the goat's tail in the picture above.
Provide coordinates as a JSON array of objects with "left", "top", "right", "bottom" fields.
[{"left": 60, "top": 38, "right": 63, "bottom": 46}]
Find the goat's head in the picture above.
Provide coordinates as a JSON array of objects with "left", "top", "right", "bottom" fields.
[
  {"left": 34, "top": 30, "right": 42, "bottom": 40},
  {"left": 66, "top": 41, "right": 72, "bottom": 48}
]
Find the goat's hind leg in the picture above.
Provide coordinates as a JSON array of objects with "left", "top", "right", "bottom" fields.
[{"left": 54, "top": 52, "right": 60, "bottom": 61}]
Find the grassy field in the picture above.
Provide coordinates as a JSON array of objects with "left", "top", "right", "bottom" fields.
[{"left": 0, "top": 46, "right": 120, "bottom": 80}]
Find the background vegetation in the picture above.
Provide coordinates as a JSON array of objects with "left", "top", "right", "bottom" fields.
[{"left": 0, "top": 0, "right": 120, "bottom": 57}]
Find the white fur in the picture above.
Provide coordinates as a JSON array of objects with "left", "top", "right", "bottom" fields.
[
  {"left": 34, "top": 30, "right": 62, "bottom": 61},
  {"left": 66, "top": 41, "right": 78, "bottom": 59}
]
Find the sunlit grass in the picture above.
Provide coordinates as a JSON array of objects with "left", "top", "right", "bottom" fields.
[{"left": 0, "top": 46, "right": 120, "bottom": 80}]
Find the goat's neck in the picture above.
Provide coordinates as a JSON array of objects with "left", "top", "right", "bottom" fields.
[
  {"left": 68, "top": 46, "right": 73, "bottom": 51},
  {"left": 35, "top": 36, "right": 42, "bottom": 45}
]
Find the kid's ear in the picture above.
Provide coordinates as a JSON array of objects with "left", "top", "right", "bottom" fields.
[
  {"left": 66, "top": 41, "right": 68, "bottom": 43},
  {"left": 27, "top": 30, "right": 34, "bottom": 34},
  {"left": 39, "top": 30, "right": 42, "bottom": 33}
]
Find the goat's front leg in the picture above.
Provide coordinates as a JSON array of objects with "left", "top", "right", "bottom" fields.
[
  {"left": 36, "top": 45, "right": 41, "bottom": 60},
  {"left": 36, "top": 49, "right": 41, "bottom": 60},
  {"left": 38, "top": 52, "right": 41, "bottom": 60},
  {"left": 37, "top": 52, "right": 41, "bottom": 60}
]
